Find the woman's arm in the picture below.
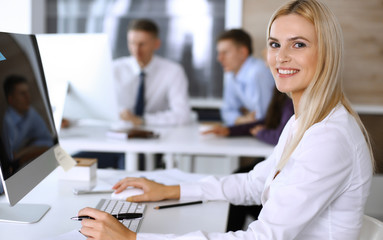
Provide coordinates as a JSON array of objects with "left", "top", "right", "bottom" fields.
[{"left": 228, "top": 120, "right": 263, "bottom": 137}]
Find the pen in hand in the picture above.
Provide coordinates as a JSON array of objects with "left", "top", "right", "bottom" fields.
[{"left": 71, "top": 213, "right": 143, "bottom": 221}]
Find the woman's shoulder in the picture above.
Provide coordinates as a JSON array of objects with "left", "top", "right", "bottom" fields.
[
  {"left": 291, "top": 105, "right": 372, "bottom": 182},
  {"left": 313, "top": 105, "right": 361, "bottom": 141},
  {"left": 301, "top": 105, "right": 366, "bottom": 156}
]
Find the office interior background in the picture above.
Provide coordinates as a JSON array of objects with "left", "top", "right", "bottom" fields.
[
  {"left": 47, "top": 0, "right": 226, "bottom": 100},
  {"left": 0, "top": 0, "right": 382, "bottom": 173}
]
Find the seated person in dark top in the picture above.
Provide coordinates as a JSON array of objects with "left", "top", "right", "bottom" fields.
[{"left": 203, "top": 87, "right": 294, "bottom": 145}]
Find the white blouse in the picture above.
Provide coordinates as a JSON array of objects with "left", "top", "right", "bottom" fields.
[
  {"left": 138, "top": 105, "right": 373, "bottom": 240},
  {"left": 113, "top": 55, "right": 191, "bottom": 126}
]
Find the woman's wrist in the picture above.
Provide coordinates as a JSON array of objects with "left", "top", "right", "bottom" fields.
[{"left": 165, "top": 185, "right": 181, "bottom": 200}]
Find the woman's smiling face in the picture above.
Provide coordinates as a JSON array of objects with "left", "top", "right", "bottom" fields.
[{"left": 267, "top": 14, "right": 318, "bottom": 105}]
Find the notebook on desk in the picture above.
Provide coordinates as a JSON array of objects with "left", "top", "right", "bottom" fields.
[{"left": 106, "top": 128, "right": 160, "bottom": 140}]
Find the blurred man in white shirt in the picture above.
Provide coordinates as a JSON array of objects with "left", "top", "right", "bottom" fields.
[{"left": 113, "top": 19, "right": 191, "bottom": 126}]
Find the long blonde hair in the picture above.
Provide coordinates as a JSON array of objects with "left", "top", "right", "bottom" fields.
[{"left": 267, "top": 0, "right": 375, "bottom": 172}]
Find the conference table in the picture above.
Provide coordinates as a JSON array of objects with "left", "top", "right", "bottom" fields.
[
  {"left": 0, "top": 168, "right": 229, "bottom": 240},
  {"left": 59, "top": 121, "right": 275, "bottom": 172}
]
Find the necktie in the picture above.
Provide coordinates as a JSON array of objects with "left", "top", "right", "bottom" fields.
[{"left": 134, "top": 71, "right": 145, "bottom": 116}]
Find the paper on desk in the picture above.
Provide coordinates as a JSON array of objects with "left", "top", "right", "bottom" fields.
[
  {"left": 42, "top": 229, "right": 86, "bottom": 240},
  {"left": 149, "top": 169, "right": 208, "bottom": 185},
  {"left": 54, "top": 145, "right": 77, "bottom": 171},
  {"left": 104, "top": 169, "right": 208, "bottom": 186}
]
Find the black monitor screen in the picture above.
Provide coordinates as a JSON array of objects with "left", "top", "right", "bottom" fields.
[{"left": 0, "top": 32, "right": 58, "bottom": 181}]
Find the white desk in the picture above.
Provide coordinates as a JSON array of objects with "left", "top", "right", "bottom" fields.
[
  {"left": 0, "top": 168, "right": 229, "bottom": 240},
  {"left": 59, "top": 123, "right": 274, "bottom": 171}
]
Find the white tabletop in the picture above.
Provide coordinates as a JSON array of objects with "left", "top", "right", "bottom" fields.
[
  {"left": 0, "top": 168, "right": 229, "bottom": 240},
  {"left": 59, "top": 122, "right": 274, "bottom": 171}
]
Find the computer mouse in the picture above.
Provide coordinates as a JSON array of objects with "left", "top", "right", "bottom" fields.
[{"left": 111, "top": 187, "right": 144, "bottom": 200}]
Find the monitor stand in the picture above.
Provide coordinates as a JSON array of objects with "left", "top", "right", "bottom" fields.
[{"left": 0, "top": 203, "right": 50, "bottom": 223}]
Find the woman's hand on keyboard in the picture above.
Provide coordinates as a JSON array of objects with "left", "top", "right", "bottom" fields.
[
  {"left": 78, "top": 207, "right": 137, "bottom": 240},
  {"left": 113, "top": 177, "right": 180, "bottom": 202}
]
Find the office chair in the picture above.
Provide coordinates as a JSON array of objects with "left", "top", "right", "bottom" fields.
[{"left": 359, "top": 215, "right": 383, "bottom": 240}]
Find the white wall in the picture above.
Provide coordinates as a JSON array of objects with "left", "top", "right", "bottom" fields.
[{"left": 0, "top": 0, "right": 45, "bottom": 34}]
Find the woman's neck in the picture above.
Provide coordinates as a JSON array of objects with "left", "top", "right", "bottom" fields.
[{"left": 291, "top": 93, "right": 301, "bottom": 118}]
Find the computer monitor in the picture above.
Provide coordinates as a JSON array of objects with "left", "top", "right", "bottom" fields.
[
  {"left": 0, "top": 32, "right": 59, "bottom": 223},
  {"left": 36, "top": 33, "right": 119, "bottom": 126}
]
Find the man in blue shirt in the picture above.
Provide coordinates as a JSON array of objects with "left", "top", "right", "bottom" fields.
[{"left": 217, "top": 29, "right": 275, "bottom": 126}]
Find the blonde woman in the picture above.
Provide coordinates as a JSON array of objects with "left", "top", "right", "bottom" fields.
[{"left": 77, "top": 0, "right": 374, "bottom": 239}]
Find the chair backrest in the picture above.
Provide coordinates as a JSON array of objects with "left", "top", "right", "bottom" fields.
[{"left": 359, "top": 215, "right": 383, "bottom": 240}]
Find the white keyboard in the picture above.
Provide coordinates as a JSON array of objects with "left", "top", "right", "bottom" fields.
[{"left": 96, "top": 199, "right": 146, "bottom": 232}]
